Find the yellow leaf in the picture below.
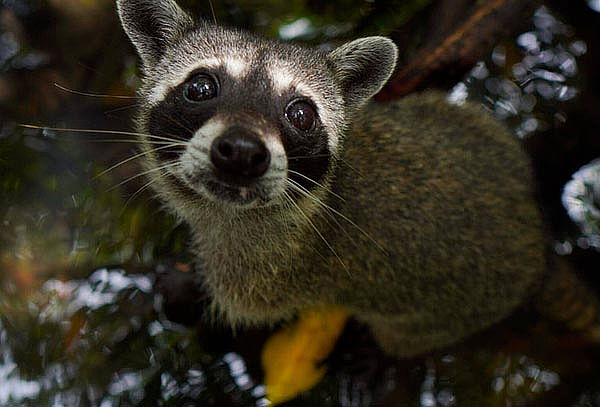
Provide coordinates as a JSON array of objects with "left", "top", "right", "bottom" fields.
[{"left": 262, "top": 306, "right": 349, "bottom": 405}]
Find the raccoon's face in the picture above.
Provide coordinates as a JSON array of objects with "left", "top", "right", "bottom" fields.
[
  {"left": 117, "top": 0, "right": 397, "bottom": 210},
  {"left": 140, "top": 30, "right": 345, "bottom": 208}
]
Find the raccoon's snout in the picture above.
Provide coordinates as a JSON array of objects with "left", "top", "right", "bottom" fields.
[{"left": 210, "top": 129, "right": 271, "bottom": 179}]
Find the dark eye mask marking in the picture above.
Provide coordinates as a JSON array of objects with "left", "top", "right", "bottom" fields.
[
  {"left": 147, "top": 86, "right": 218, "bottom": 161},
  {"left": 281, "top": 124, "right": 330, "bottom": 193},
  {"left": 145, "top": 68, "right": 332, "bottom": 195}
]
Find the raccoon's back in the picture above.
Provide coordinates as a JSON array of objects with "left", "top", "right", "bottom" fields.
[{"left": 331, "top": 92, "right": 544, "bottom": 325}]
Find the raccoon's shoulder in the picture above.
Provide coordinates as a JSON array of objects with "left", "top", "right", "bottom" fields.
[
  {"left": 348, "top": 91, "right": 521, "bottom": 156},
  {"left": 338, "top": 91, "right": 533, "bottom": 199}
]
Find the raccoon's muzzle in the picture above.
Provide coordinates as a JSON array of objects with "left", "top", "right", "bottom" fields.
[{"left": 210, "top": 126, "right": 271, "bottom": 185}]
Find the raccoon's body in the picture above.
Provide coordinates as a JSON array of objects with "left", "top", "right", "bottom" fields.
[
  {"left": 194, "top": 94, "right": 544, "bottom": 356},
  {"left": 117, "top": 0, "right": 546, "bottom": 357}
]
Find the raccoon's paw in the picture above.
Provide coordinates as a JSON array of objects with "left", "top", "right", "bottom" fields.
[
  {"left": 366, "top": 317, "right": 461, "bottom": 359},
  {"left": 154, "top": 264, "right": 207, "bottom": 326}
]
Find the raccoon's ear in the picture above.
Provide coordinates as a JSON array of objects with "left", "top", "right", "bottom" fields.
[
  {"left": 116, "top": 0, "right": 194, "bottom": 67},
  {"left": 328, "top": 36, "right": 398, "bottom": 109}
]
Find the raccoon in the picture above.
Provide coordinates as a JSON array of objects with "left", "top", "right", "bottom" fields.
[{"left": 116, "top": 0, "right": 547, "bottom": 357}]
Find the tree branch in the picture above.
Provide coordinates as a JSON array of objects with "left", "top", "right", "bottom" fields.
[{"left": 376, "top": 0, "right": 536, "bottom": 101}]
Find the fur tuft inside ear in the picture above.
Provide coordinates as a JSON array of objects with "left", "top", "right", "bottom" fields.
[
  {"left": 328, "top": 36, "right": 398, "bottom": 110},
  {"left": 116, "top": 0, "right": 194, "bottom": 68}
]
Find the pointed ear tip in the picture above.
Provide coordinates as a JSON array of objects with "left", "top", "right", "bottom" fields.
[
  {"left": 367, "top": 36, "right": 396, "bottom": 45},
  {"left": 332, "top": 36, "right": 398, "bottom": 59},
  {"left": 362, "top": 37, "right": 398, "bottom": 72},
  {"left": 348, "top": 36, "right": 398, "bottom": 63},
  {"left": 369, "top": 36, "right": 399, "bottom": 56},
  {"left": 115, "top": 0, "right": 132, "bottom": 17}
]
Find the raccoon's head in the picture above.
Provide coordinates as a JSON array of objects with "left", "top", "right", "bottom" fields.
[{"left": 117, "top": 0, "right": 397, "bottom": 212}]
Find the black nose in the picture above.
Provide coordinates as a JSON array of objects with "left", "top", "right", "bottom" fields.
[{"left": 210, "top": 130, "right": 271, "bottom": 178}]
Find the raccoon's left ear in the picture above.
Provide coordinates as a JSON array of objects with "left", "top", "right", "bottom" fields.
[
  {"left": 328, "top": 36, "right": 398, "bottom": 109},
  {"left": 116, "top": 0, "right": 194, "bottom": 68}
]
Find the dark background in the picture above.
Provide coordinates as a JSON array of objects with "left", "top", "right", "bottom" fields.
[{"left": 1, "top": 0, "right": 600, "bottom": 406}]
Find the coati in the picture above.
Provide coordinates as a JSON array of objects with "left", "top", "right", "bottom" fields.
[{"left": 115, "top": 0, "right": 548, "bottom": 357}]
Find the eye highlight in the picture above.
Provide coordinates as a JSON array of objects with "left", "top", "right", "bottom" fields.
[
  {"left": 286, "top": 100, "right": 316, "bottom": 131},
  {"left": 184, "top": 74, "right": 218, "bottom": 102}
]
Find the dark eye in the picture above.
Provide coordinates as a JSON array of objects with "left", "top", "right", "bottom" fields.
[
  {"left": 286, "top": 101, "right": 316, "bottom": 131},
  {"left": 184, "top": 74, "right": 218, "bottom": 102}
]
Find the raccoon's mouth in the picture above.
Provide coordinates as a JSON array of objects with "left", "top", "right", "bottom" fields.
[
  {"left": 204, "top": 178, "right": 264, "bottom": 205},
  {"left": 179, "top": 166, "right": 279, "bottom": 207}
]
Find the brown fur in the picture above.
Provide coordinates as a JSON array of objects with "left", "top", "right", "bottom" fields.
[
  {"left": 182, "top": 93, "right": 545, "bottom": 357},
  {"left": 116, "top": 0, "right": 549, "bottom": 357}
]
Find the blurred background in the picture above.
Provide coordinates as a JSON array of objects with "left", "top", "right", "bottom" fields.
[{"left": 2, "top": 0, "right": 600, "bottom": 406}]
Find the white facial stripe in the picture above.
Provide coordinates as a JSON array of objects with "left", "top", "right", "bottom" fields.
[
  {"left": 149, "top": 57, "right": 222, "bottom": 104},
  {"left": 263, "top": 135, "right": 288, "bottom": 202},
  {"left": 226, "top": 58, "right": 249, "bottom": 79},
  {"left": 268, "top": 66, "right": 344, "bottom": 153},
  {"left": 189, "top": 119, "right": 226, "bottom": 151},
  {"left": 270, "top": 67, "right": 296, "bottom": 94},
  {"left": 180, "top": 117, "right": 288, "bottom": 205},
  {"left": 264, "top": 134, "right": 287, "bottom": 172},
  {"left": 180, "top": 119, "right": 226, "bottom": 184},
  {"left": 185, "top": 118, "right": 288, "bottom": 173}
]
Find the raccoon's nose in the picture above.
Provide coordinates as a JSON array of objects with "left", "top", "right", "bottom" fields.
[{"left": 210, "top": 132, "right": 271, "bottom": 178}]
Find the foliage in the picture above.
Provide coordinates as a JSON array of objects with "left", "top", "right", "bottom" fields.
[{"left": 1, "top": 0, "right": 600, "bottom": 406}]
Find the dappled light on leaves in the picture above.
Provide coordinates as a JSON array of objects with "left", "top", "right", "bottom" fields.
[{"left": 1, "top": 0, "right": 600, "bottom": 406}]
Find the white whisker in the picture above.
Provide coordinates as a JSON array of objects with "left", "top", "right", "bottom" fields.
[
  {"left": 287, "top": 178, "right": 387, "bottom": 254},
  {"left": 121, "top": 170, "right": 172, "bottom": 213},
  {"left": 286, "top": 179, "right": 357, "bottom": 248},
  {"left": 19, "top": 124, "right": 187, "bottom": 144},
  {"left": 108, "top": 160, "right": 181, "bottom": 191},
  {"left": 54, "top": 83, "right": 139, "bottom": 99},
  {"left": 282, "top": 190, "right": 349, "bottom": 274},
  {"left": 287, "top": 169, "right": 345, "bottom": 202},
  {"left": 95, "top": 143, "right": 184, "bottom": 179},
  {"left": 85, "top": 138, "right": 187, "bottom": 146}
]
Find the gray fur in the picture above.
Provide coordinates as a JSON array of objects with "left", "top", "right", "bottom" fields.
[
  {"left": 328, "top": 37, "right": 398, "bottom": 111},
  {"left": 117, "top": 0, "right": 545, "bottom": 357},
  {"left": 116, "top": 0, "right": 194, "bottom": 67}
]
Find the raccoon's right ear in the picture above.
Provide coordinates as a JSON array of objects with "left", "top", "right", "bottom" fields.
[
  {"left": 328, "top": 37, "right": 398, "bottom": 110},
  {"left": 116, "top": 0, "right": 194, "bottom": 67}
]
